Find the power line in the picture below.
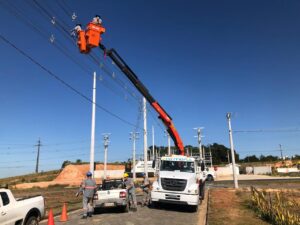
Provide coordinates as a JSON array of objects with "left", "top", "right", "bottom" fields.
[
  {"left": 234, "top": 128, "right": 300, "bottom": 133},
  {"left": 7, "top": 0, "right": 141, "bottom": 105},
  {"left": 0, "top": 35, "right": 140, "bottom": 129},
  {"left": 27, "top": 0, "right": 141, "bottom": 103}
]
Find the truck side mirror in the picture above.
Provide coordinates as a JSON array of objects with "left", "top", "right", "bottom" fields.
[{"left": 201, "top": 162, "right": 205, "bottom": 171}]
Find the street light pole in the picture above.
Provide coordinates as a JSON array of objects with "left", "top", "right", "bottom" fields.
[
  {"left": 102, "top": 133, "right": 111, "bottom": 179},
  {"left": 194, "top": 127, "right": 204, "bottom": 159},
  {"left": 226, "top": 113, "right": 238, "bottom": 189},
  {"left": 90, "top": 72, "right": 97, "bottom": 177},
  {"left": 165, "top": 130, "right": 171, "bottom": 155},
  {"left": 130, "top": 132, "right": 139, "bottom": 181},
  {"left": 143, "top": 97, "right": 148, "bottom": 178}
]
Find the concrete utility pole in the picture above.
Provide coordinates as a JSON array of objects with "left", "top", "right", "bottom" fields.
[
  {"left": 194, "top": 127, "right": 204, "bottom": 159},
  {"left": 279, "top": 144, "right": 283, "bottom": 160},
  {"left": 209, "top": 145, "right": 213, "bottom": 167},
  {"left": 152, "top": 126, "right": 155, "bottom": 160},
  {"left": 164, "top": 130, "right": 171, "bottom": 155},
  {"left": 226, "top": 113, "right": 238, "bottom": 189},
  {"left": 102, "top": 133, "right": 111, "bottom": 179},
  {"left": 35, "top": 138, "right": 42, "bottom": 173},
  {"left": 143, "top": 97, "right": 148, "bottom": 178},
  {"left": 90, "top": 72, "right": 97, "bottom": 177},
  {"left": 130, "top": 132, "right": 139, "bottom": 181},
  {"left": 203, "top": 145, "right": 206, "bottom": 161},
  {"left": 227, "top": 151, "right": 230, "bottom": 164}
]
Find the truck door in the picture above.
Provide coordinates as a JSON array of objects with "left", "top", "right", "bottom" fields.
[{"left": 0, "top": 192, "right": 15, "bottom": 225}]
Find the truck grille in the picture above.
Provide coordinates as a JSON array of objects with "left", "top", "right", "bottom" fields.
[{"left": 161, "top": 178, "right": 187, "bottom": 191}]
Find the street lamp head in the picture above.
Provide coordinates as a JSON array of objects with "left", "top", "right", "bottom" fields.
[{"left": 226, "top": 113, "right": 231, "bottom": 119}]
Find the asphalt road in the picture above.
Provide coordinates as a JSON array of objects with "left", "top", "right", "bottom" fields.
[{"left": 41, "top": 196, "right": 201, "bottom": 225}]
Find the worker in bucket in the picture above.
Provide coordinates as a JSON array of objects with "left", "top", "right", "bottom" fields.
[
  {"left": 123, "top": 173, "right": 137, "bottom": 211},
  {"left": 77, "top": 171, "right": 97, "bottom": 219},
  {"left": 140, "top": 172, "right": 151, "bottom": 207}
]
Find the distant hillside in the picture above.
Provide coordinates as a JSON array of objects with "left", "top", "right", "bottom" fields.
[{"left": 0, "top": 170, "right": 61, "bottom": 187}]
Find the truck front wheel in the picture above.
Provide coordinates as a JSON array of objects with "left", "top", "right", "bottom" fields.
[
  {"left": 25, "top": 216, "right": 39, "bottom": 225},
  {"left": 122, "top": 203, "right": 129, "bottom": 213},
  {"left": 200, "top": 182, "right": 205, "bottom": 200},
  {"left": 190, "top": 205, "right": 198, "bottom": 212}
]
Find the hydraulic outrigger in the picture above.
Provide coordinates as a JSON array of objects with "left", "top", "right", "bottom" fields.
[{"left": 74, "top": 16, "right": 185, "bottom": 155}]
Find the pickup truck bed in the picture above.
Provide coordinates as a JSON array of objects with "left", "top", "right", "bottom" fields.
[{"left": 93, "top": 179, "right": 128, "bottom": 212}]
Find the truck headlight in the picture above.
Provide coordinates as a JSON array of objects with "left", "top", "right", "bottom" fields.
[{"left": 188, "top": 189, "right": 198, "bottom": 194}]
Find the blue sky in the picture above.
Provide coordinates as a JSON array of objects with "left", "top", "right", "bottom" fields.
[{"left": 0, "top": 0, "right": 300, "bottom": 178}]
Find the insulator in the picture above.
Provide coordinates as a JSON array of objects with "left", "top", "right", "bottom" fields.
[
  {"left": 112, "top": 72, "right": 115, "bottom": 78},
  {"left": 50, "top": 34, "right": 55, "bottom": 43},
  {"left": 72, "top": 12, "right": 77, "bottom": 21},
  {"left": 51, "top": 16, "right": 56, "bottom": 25}
]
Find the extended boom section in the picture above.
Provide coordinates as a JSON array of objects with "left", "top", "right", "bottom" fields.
[{"left": 100, "top": 45, "right": 185, "bottom": 155}]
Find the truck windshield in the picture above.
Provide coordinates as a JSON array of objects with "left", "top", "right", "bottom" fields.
[{"left": 160, "top": 160, "right": 195, "bottom": 173}]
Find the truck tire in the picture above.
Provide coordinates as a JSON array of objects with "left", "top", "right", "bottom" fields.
[
  {"left": 25, "top": 216, "right": 39, "bottom": 225},
  {"left": 190, "top": 205, "right": 198, "bottom": 212},
  {"left": 123, "top": 203, "right": 129, "bottom": 213},
  {"left": 151, "top": 201, "right": 159, "bottom": 208},
  {"left": 200, "top": 182, "right": 205, "bottom": 200},
  {"left": 206, "top": 175, "right": 214, "bottom": 181}
]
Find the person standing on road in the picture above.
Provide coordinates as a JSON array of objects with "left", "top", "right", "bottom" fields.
[
  {"left": 77, "top": 171, "right": 97, "bottom": 219},
  {"left": 123, "top": 173, "right": 137, "bottom": 211},
  {"left": 140, "top": 172, "right": 151, "bottom": 207}
]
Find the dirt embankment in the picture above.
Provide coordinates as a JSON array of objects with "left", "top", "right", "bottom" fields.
[{"left": 15, "top": 164, "right": 124, "bottom": 189}]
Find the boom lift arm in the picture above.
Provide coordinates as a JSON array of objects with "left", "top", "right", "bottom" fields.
[
  {"left": 99, "top": 44, "right": 184, "bottom": 155},
  {"left": 74, "top": 17, "right": 184, "bottom": 155}
]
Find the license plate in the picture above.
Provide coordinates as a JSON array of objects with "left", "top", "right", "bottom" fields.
[{"left": 104, "top": 203, "right": 115, "bottom": 207}]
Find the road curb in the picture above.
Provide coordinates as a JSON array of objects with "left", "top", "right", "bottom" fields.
[{"left": 198, "top": 189, "right": 209, "bottom": 225}]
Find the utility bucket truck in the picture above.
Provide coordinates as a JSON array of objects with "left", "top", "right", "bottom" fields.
[
  {"left": 151, "top": 155, "right": 205, "bottom": 212},
  {"left": 74, "top": 17, "right": 206, "bottom": 212}
]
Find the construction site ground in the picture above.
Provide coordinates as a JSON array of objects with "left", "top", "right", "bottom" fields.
[{"left": 40, "top": 193, "right": 208, "bottom": 225}]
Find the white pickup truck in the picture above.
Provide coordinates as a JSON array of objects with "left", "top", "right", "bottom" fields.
[
  {"left": 0, "top": 188, "right": 45, "bottom": 225},
  {"left": 93, "top": 179, "right": 129, "bottom": 212},
  {"left": 151, "top": 155, "right": 206, "bottom": 212},
  {"left": 204, "top": 167, "right": 216, "bottom": 181}
]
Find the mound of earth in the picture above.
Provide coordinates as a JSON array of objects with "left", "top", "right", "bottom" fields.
[{"left": 15, "top": 164, "right": 125, "bottom": 189}]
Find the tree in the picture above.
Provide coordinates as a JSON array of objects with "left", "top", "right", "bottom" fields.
[
  {"left": 75, "top": 159, "right": 82, "bottom": 164},
  {"left": 259, "top": 155, "right": 279, "bottom": 162},
  {"left": 61, "top": 160, "right": 71, "bottom": 168},
  {"left": 243, "top": 155, "right": 259, "bottom": 162}
]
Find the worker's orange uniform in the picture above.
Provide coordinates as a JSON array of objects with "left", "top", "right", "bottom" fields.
[
  {"left": 86, "top": 22, "right": 106, "bottom": 48},
  {"left": 76, "top": 22, "right": 105, "bottom": 54}
]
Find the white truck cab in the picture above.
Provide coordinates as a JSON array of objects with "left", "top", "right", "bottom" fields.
[
  {"left": 151, "top": 155, "right": 205, "bottom": 212},
  {"left": 0, "top": 188, "right": 44, "bottom": 225}
]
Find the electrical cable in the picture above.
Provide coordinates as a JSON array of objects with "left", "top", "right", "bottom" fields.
[
  {"left": 0, "top": 34, "right": 141, "bottom": 129},
  {"left": 22, "top": 1, "right": 141, "bottom": 104}
]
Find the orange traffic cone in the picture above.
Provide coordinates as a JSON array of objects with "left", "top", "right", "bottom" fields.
[
  {"left": 47, "top": 209, "right": 55, "bottom": 225},
  {"left": 60, "top": 203, "right": 68, "bottom": 222}
]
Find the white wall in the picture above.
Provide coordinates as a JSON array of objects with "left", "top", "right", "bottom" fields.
[
  {"left": 94, "top": 170, "right": 125, "bottom": 179},
  {"left": 215, "top": 164, "right": 240, "bottom": 176}
]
